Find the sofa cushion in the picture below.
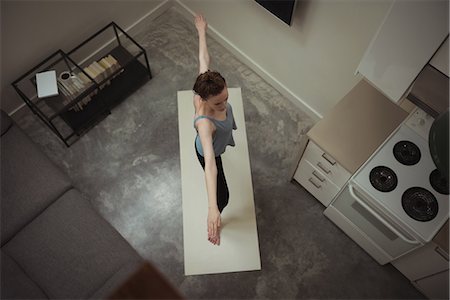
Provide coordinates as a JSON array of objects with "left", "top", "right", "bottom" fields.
[
  {"left": 2, "top": 188, "right": 143, "bottom": 299},
  {"left": 1, "top": 109, "right": 13, "bottom": 136},
  {"left": 1, "top": 124, "right": 72, "bottom": 245},
  {"left": 0, "top": 250, "right": 48, "bottom": 299}
]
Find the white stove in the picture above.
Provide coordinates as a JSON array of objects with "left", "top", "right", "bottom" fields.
[
  {"left": 353, "top": 109, "right": 449, "bottom": 243},
  {"left": 325, "top": 107, "right": 449, "bottom": 264}
]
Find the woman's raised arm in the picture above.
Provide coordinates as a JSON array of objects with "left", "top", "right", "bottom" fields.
[{"left": 195, "top": 14, "right": 210, "bottom": 74}]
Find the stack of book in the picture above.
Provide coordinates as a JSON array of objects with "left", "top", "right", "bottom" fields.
[
  {"left": 82, "top": 54, "right": 121, "bottom": 88},
  {"left": 57, "top": 54, "right": 121, "bottom": 112},
  {"left": 57, "top": 72, "right": 89, "bottom": 111}
]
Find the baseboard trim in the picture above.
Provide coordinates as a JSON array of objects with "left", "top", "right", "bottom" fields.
[
  {"left": 173, "top": 0, "right": 322, "bottom": 121},
  {"left": 9, "top": 103, "right": 25, "bottom": 116},
  {"left": 125, "top": 0, "right": 174, "bottom": 37},
  {"left": 11, "top": 0, "right": 322, "bottom": 121}
]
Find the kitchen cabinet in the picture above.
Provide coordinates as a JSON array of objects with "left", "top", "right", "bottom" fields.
[
  {"left": 293, "top": 79, "right": 407, "bottom": 206},
  {"left": 392, "top": 221, "right": 449, "bottom": 299},
  {"left": 392, "top": 242, "right": 449, "bottom": 281},
  {"left": 430, "top": 36, "right": 449, "bottom": 77},
  {"left": 414, "top": 270, "right": 449, "bottom": 300},
  {"left": 356, "top": 0, "right": 448, "bottom": 103},
  {"left": 293, "top": 141, "right": 350, "bottom": 206}
]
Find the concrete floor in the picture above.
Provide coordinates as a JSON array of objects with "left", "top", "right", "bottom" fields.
[{"left": 12, "top": 6, "right": 424, "bottom": 299}]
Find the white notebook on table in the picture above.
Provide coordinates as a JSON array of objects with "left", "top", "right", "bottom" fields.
[{"left": 36, "top": 70, "right": 58, "bottom": 98}]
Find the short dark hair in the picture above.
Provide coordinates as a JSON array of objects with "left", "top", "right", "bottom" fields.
[{"left": 193, "top": 70, "right": 226, "bottom": 100}]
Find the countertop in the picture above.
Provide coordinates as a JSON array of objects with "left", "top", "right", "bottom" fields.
[{"left": 307, "top": 79, "right": 409, "bottom": 173}]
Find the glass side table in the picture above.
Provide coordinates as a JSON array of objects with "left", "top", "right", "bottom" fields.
[{"left": 12, "top": 22, "right": 152, "bottom": 146}]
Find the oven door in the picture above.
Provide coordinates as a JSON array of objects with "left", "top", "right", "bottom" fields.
[{"left": 324, "top": 182, "right": 422, "bottom": 265}]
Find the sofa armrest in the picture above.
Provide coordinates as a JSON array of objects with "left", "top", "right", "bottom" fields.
[{"left": 1, "top": 111, "right": 72, "bottom": 245}]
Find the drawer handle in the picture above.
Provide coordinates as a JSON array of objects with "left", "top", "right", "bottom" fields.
[
  {"left": 317, "top": 162, "right": 331, "bottom": 174},
  {"left": 308, "top": 177, "right": 322, "bottom": 189},
  {"left": 312, "top": 170, "right": 325, "bottom": 182},
  {"left": 322, "top": 153, "right": 336, "bottom": 165},
  {"left": 435, "top": 246, "right": 449, "bottom": 261}
]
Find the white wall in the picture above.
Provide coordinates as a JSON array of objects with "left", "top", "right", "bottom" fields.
[
  {"left": 1, "top": 0, "right": 168, "bottom": 114},
  {"left": 176, "top": 0, "right": 393, "bottom": 119},
  {"left": 2, "top": 0, "right": 393, "bottom": 118}
]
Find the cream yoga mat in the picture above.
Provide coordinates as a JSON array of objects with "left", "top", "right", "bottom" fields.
[{"left": 177, "top": 88, "right": 261, "bottom": 276}]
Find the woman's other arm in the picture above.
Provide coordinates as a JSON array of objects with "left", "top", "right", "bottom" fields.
[
  {"left": 196, "top": 119, "right": 221, "bottom": 245},
  {"left": 195, "top": 14, "right": 210, "bottom": 74}
]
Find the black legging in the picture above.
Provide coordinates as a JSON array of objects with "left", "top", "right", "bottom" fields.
[{"left": 195, "top": 143, "right": 229, "bottom": 213}]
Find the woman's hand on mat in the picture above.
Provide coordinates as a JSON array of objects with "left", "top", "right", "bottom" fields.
[
  {"left": 207, "top": 207, "right": 221, "bottom": 245},
  {"left": 195, "top": 14, "right": 208, "bottom": 34}
]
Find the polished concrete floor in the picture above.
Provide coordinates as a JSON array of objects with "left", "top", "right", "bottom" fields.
[{"left": 12, "top": 6, "right": 424, "bottom": 299}]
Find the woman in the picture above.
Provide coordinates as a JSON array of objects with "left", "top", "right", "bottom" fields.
[{"left": 193, "top": 14, "right": 237, "bottom": 246}]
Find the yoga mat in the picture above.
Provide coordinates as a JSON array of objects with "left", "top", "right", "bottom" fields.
[{"left": 178, "top": 88, "right": 261, "bottom": 276}]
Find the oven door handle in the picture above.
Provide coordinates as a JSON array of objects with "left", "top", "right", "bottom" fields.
[{"left": 348, "top": 184, "right": 420, "bottom": 245}]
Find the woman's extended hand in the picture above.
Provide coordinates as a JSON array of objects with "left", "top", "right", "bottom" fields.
[
  {"left": 207, "top": 207, "right": 221, "bottom": 245},
  {"left": 195, "top": 14, "right": 208, "bottom": 34}
]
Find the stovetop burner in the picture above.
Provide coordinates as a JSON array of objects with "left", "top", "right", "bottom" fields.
[
  {"left": 402, "top": 187, "right": 438, "bottom": 222},
  {"left": 393, "top": 141, "right": 421, "bottom": 165},
  {"left": 430, "top": 169, "right": 449, "bottom": 195},
  {"left": 370, "top": 166, "right": 398, "bottom": 192}
]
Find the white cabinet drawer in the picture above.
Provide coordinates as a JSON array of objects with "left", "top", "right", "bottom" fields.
[
  {"left": 294, "top": 158, "right": 340, "bottom": 207},
  {"left": 302, "top": 141, "right": 351, "bottom": 187}
]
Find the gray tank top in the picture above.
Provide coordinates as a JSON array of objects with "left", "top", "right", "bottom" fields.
[{"left": 194, "top": 103, "right": 237, "bottom": 157}]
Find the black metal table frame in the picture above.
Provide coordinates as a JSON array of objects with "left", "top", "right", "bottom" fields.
[{"left": 12, "top": 22, "right": 152, "bottom": 147}]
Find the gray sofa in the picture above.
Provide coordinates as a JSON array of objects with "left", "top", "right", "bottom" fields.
[{"left": 0, "top": 109, "right": 144, "bottom": 299}]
